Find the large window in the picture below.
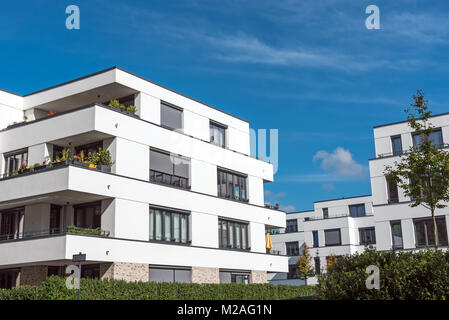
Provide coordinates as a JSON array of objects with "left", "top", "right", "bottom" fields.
[
  {"left": 149, "top": 266, "right": 191, "bottom": 283},
  {"left": 391, "top": 221, "right": 403, "bottom": 249},
  {"left": 74, "top": 202, "right": 101, "bottom": 229},
  {"left": 387, "top": 178, "right": 399, "bottom": 204},
  {"left": 286, "top": 219, "right": 298, "bottom": 233},
  {"left": 217, "top": 169, "right": 248, "bottom": 202},
  {"left": 219, "top": 270, "right": 250, "bottom": 284},
  {"left": 314, "top": 257, "right": 321, "bottom": 275},
  {"left": 149, "top": 206, "right": 190, "bottom": 244},
  {"left": 312, "top": 230, "right": 319, "bottom": 247},
  {"left": 359, "top": 227, "right": 376, "bottom": 245},
  {"left": 50, "top": 205, "right": 61, "bottom": 234},
  {"left": 391, "top": 135, "right": 403, "bottom": 156},
  {"left": 412, "top": 128, "right": 443, "bottom": 148},
  {"left": 150, "top": 149, "right": 190, "bottom": 189},
  {"left": 0, "top": 207, "right": 23, "bottom": 240},
  {"left": 210, "top": 121, "right": 226, "bottom": 148},
  {"left": 161, "top": 102, "right": 183, "bottom": 130},
  {"left": 414, "top": 216, "right": 448, "bottom": 247},
  {"left": 4, "top": 149, "right": 28, "bottom": 177},
  {"left": 0, "top": 269, "right": 19, "bottom": 289},
  {"left": 324, "top": 229, "right": 341, "bottom": 246},
  {"left": 286, "top": 241, "right": 300, "bottom": 256},
  {"left": 349, "top": 204, "right": 366, "bottom": 217},
  {"left": 218, "top": 218, "right": 249, "bottom": 250}
]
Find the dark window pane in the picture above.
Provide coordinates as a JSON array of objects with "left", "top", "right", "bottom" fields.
[
  {"left": 324, "top": 229, "right": 341, "bottom": 246},
  {"left": 323, "top": 208, "right": 329, "bottom": 219},
  {"left": 391, "top": 136, "right": 402, "bottom": 156},
  {"left": 349, "top": 204, "right": 366, "bottom": 217},
  {"left": 150, "top": 150, "right": 172, "bottom": 174},
  {"left": 387, "top": 179, "right": 399, "bottom": 203},
  {"left": 161, "top": 103, "right": 182, "bottom": 130},
  {"left": 210, "top": 122, "right": 226, "bottom": 147},
  {"left": 391, "top": 222, "right": 403, "bottom": 248},
  {"left": 217, "top": 169, "right": 247, "bottom": 202},
  {"left": 313, "top": 231, "right": 319, "bottom": 247}
]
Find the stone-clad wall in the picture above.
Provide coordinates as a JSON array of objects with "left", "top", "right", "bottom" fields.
[
  {"left": 20, "top": 265, "right": 48, "bottom": 286},
  {"left": 250, "top": 270, "right": 267, "bottom": 283},
  {"left": 191, "top": 267, "right": 220, "bottom": 283},
  {"left": 100, "top": 262, "right": 149, "bottom": 282}
]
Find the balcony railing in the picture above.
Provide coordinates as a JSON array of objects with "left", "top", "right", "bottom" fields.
[
  {"left": 150, "top": 169, "right": 190, "bottom": 189},
  {"left": 377, "top": 143, "right": 449, "bottom": 159},
  {"left": 0, "top": 227, "right": 110, "bottom": 242}
]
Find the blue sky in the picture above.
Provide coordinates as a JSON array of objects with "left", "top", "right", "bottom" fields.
[{"left": 1, "top": 0, "right": 449, "bottom": 212}]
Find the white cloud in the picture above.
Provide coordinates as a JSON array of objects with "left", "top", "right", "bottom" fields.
[
  {"left": 313, "top": 147, "right": 364, "bottom": 177},
  {"left": 279, "top": 205, "right": 296, "bottom": 212},
  {"left": 322, "top": 183, "right": 336, "bottom": 191}
]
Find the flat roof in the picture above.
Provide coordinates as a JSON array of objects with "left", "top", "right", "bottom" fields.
[
  {"left": 313, "top": 194, "right": 372, "bottom": 204},
  {"left": 373, "top": 111, "right": 449, "bottom": 129},
  {"left": 0, "top": 66, "right": 249, "bottom": 123}
]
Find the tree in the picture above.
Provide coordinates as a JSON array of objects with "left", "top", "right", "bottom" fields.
[
  {"left": 384, "top": 90, "right": 449, "bottom": 250},
  {"left": 296, "top": 243, "right": 315, "bottom": 284}
]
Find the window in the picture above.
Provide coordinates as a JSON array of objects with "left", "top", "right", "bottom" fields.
[
  {"left": 414, "top": 216, "right": 448, "bottom": 247},
  {"left": 387, "top": 178, "right": 399, "bottom": 203},
  {"left": 312, "top": 230, "right": 319, "bottom": 248},
  {"left": 391, "top": 135, "right": 403, "bottom": 156},
  {"left": 217, "top": 169, "right": 248, "bottom": 202},
  {"left": 314, "top": 257, "right": 321, "bottom": 275},
  {"left": 161, "top": 102, "right": 183, "bottom": 130},
  {"left": 149, "top": 206, "right": 190, "bottom": 244},
  {"left": 324, "top": 229, "right": 341, "bottom": 246},
  {"left": 413, "top": 128, "right": 443, "bottom": 148},
  {"left": 359, "top": 227, "right": 376, "bottom": 245},
  {"left": 323, "top": 208, "right": 329, "bottom": 219},
  {"left": 286, "top": 219, "right": 298, "bottom": 233},
  {"left": 81, "top": 264, "right": 100, "bottom": 279},
  {"left": 219, "top": 271, "right": 250, "bottom": 284},
  {"left": 50, "top": 205, "right": 61, "bottom": 234},
  {"left": 150, "top": 149, "right": 190, "bottom": 189},
  {"left": 149, "top": 266, "right": 191, "bottom": 283},
  {"left": 0, "top": 207, "right": 24, "bottom": 240},
  {"left": 286, "top": 241, "right": 300, "bottom": 256},
  {"left": 0, "top": 269, "right": 19, "bottom": 289},
  {"left": 287, "top": 264, "right": 299, "bottom": 279},
  {"left": 74, "top": 202, "right": 101, "bottom": 229},
  {"left": 4, "top": 149, "right": 28, "bottom": 176},
  {"left": 210, "top": 121, "right": 226, "bottom": 148},
  {"left": 349, "top": 204, "right": 366, "bottom": 217},
  {"left": 52, "top": 145, "right": 64, "bottom": 161},
  {"left": 48, "top": 266, "right": 66, "bottom": 278},
  {"left": 391, "top": 221, "right": 403, "bottom": 249},
  {"left": 218, "top": 218, "right": 249, "bottom": 250}
]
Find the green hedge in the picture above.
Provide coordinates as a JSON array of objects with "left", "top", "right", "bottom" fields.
[
  {"left": 316, "top": 248, "right": 449, "bottom": 300},
  {"left": 0, "top": 276, "right": 316, "bottom": 300}
]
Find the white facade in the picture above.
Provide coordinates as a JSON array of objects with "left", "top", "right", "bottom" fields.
[
  {"left": 0, "top": 67, "right": 286, "bottom": 287},
  {"left": 271, "top": 112, "right": 449, "bottom": 286}
]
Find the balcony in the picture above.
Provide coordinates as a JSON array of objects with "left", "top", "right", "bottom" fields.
[{"left": 0, "top": 227, "right": 110, "bottom": 243}]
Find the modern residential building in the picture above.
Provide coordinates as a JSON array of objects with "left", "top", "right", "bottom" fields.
[
  {"left": 0, "top": 66, "right": 287, "bottom": 289},
  {"left": 270, "top": 112, "right": 449, "bottom": 286}
]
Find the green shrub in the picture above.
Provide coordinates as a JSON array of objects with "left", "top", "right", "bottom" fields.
[
  {"left": 316, "top": 248, "right": 449, "bottom": 300},
  {"left": 0, "top": 276, "right": 315, "bottom": 300}
]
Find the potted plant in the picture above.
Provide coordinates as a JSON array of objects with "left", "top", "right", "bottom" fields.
[
  {"left": 18, "top": 162, "right": 30, "bottom": 174},
  {"left": 32, "top": 162, "right": 46, "bottom": 172}
]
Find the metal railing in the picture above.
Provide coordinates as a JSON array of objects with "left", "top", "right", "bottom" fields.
[
  {"left": 377, "top": 143, "right": 449, "bottom": 159},
  {"left": 0, "top": 226, "right": 110, "bottom": 242},
  {"left": 150, "top": 169, "right": 190, "bottom": 189}
]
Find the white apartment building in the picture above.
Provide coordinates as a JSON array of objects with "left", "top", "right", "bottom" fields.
[
  {"left": 270, "top": 112, "right": 449, "bottom": 286},
  {"left": 0, "top": 66, "right": 287, "bottom": 288}
]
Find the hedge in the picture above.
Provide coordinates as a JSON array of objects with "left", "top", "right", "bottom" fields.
[
  {"left": 0, "top": 276, "right": 316, "bottom": 300},
  {"left": 316, "top": 248, "right": 449, "bottom": 300}
]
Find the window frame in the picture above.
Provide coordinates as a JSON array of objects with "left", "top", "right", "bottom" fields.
[
  {"left": 322, "top": 207, "right": 329, "bottom": 219},
  {"left": 349, "top": 204, "right": 366, "bottom": 217},
  {"left": 209, "top": 120, "right": 227, "bottom": 148},
  {"left": 387, "top": 177, "right": 399, "bottom": 204},
  {"left": 413, "top": 216, "right": 448, "bottom": 247},
  {"left": 312, "top": 230, "right": 319, "bottom": 248},
  {"left": 73, "top": 201, "right": 102, "bottom": 229},
  {"left": 390, "top": 220, "right": 403, "bottom": 249},
  {"left": 160, "top": 101, "right": 183, "bottom": 131},
  {"left": 286, "top": 219, "right": 298, "bottom": 233},
  {"left": 412, "top": 128, "right": 444, "bottom": 148},
  {"left": 324, "top": 228, "right": 342, "bottom": 247},
  {"left": 359, "top": 227, "right": 376, "bottom": 245},
  {"left": 391, "top": 135, "right": 403, "bottom": 156},
  {"left": 4, "top": 148, "right": 28, "bottom": 176},
  {"left": 218, "top": 218, "right": 249, "bottom": 251},
  {"left": 150, "top": 148, "right": 191, "bottom": 189},
  {"left": 217, "top": 168, "right": 248, "bottom": 202},
  {"left": 285, "top": 241, "right": 300, "bottom": 256},
  {"left": 149, "top": 206, "right": 191, "bottom": 244}
]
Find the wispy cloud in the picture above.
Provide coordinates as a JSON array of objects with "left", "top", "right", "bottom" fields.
[{"left": 264, "top": 190, "right": 296, "bottom": 212}]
